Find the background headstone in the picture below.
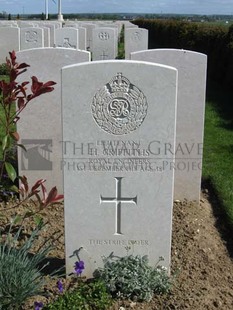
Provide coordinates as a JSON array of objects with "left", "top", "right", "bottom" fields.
[
  {"left": 55, "top": 28, "right": 79, "bottom": 49},
  {"left": 92, "top": 27, "right": 117, "bottom": 60},
  {"left": 42, "top": 23, "right": 56, "bottom": 47},
  {"left": 125, "top": 28, "right": 148, "bottom": 59},
  {"left": 42, "top": 27, "right": 50, "bottom": 47},
  {"left": 77, "top": 27, "right": 86, "bottom": 50},
  {"left": 131, "top": 49, "right": 207, "bottom": 203},
  {"left": 17, "top": 48, "right": 90, "bottom": 194},
  {"left": 62, "top": 60, "right": 177, "bottom": 277},
  {"left": 20, "top": 27, "right": 44, "bottom": 50},
  {"left": 0, "top": 27, "right": 20, "bottom": 63},
  {"left": 81, "top": 23, "right": 96, "bottom": 51}
]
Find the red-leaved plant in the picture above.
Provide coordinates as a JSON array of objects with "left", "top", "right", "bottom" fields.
[
  {"left": 0, "top": 51, "right": 63, "bottom": 210},
  {"left": 19, "top": 176, "right": 64, "bottom": 209}
]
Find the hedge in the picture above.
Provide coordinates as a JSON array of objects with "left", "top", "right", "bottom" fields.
[{"left": 132, "top": 19, "right": 233, "bottom": 89}]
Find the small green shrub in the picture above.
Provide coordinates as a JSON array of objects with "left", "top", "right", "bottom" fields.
[
  {"left": 0, "top": 63, "right": 9, "bottom": 75},
  {"left": 94, "top": 254, "right": 172, "bottom": 302},
  {"left": 0, "top": 220, "right": 52, "bottom": 310},
  {"left": 44, "top": 280, "right": 112, "bottom": 310}
]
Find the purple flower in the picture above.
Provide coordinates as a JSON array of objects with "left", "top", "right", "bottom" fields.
[
  {"left": 34, "top": 301, "right": 43, "bottom": 310},
  {"left": 57, "top": 279, "right": 63, "bottom": 293},
  {"left": 74, "top": 260, "right": 85, "bottom": 275}
]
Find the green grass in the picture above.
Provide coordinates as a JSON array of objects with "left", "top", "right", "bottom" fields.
[
  {"left": 116, "top": 25, "right": 125, "bottom": 59},
  {"left": 116, "top": 41, "right": 125, "bottom": 59},
  {"left": 203, "top": 84, "right": 233, "bottom": 228}
]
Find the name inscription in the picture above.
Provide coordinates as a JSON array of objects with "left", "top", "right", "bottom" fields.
[
  {"left": 61, "top": 140, "right": 203, "bottom": 157},
  {"left": 61, "top": 139, "right": 203, "bottom": 172}
]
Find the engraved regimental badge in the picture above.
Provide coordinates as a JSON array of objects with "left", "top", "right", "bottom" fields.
[{"left": 92, "top": 73, "right": 148, "bottom": 135}]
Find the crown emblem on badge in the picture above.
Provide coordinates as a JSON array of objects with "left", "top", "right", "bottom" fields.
[{"left": 108, "top": 72, "right": 130, "bottom": 93}]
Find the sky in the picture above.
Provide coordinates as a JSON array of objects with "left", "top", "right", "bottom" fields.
[{"left": 0, "top": 0, "right": 233, "bottom": 15}]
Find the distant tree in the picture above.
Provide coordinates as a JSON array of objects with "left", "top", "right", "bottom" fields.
[
  {"left": 2, "top": 11, "right": 7, "bottom": 18},
  {"left": 17, "top": 14, "right": 20, "bottom": 20},
  {"left": 8, "top": 14, "right": 11, "bottom": 20},
  {"left": 47, "top": 13, "right": 50, "bottom": 20},
  {"left": 41, "top": 12, "right": 45, "bottom": 20}
]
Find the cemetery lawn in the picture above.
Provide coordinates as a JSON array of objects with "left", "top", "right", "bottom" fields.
[
  {"left": 203, "top": 85, "right": 233, "bottom": 230},
  {"left": 1, "top": 192, "right": 232, "bottom": 309}
]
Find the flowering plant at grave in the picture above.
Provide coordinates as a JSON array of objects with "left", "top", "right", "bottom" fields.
[
  {"left": 0, "top": 50, "right": 56, "bottom": 189},
  {"left": 34, "top": 301, "right": 44, "bottom": 310},
  {"left": 74, "top": 260, "right": 85, "bottom": 276},
  {"left": 57, "top": 279, "right": 64, "bottom": 294}
]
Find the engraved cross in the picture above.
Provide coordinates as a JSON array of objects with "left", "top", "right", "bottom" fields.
[
  {"left": 100, "top": 177, "right": 137, "bottom": 235},
  {"left": 100, "top": 50, "right": 108, "bottom": 60}
]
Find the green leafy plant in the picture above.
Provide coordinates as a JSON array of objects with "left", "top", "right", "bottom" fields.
[
  {"left": 44, "top": 280, "right": 113, "bottom": 310},
  {"left": 0, "top": 63, "right": 9, "bottom": 76},
  {"left": 0, "top": 219, "right": 52, "bottom": 310},
  {"left": 94, "top": 254, "right": 172, "bottom": 302}
]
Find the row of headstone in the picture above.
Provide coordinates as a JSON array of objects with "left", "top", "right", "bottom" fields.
[
  {"left": 0, "top": 21, "right": 149, "bottom": 63},
  {"left": 17, "top": 47, "right": 206, "bottom": 205},
  {"left": 15, "top": 47, "right": 207, "bottom": 278}
]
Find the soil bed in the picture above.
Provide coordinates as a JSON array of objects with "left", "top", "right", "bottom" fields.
[{"left": 0, "top": 189, "right": 232, "bottom": 309}]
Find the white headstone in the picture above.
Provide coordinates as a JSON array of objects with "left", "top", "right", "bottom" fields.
[
  {"left": 42, "top": 27, "right": 50, "bottom": 47},
  {"left": 0, "top": 27, "right": 20, "bottom": 64},
  {"left": 124, "top": 22, "right": 139, "bottom": 28},
  {"left": 55, "top": 28, "right": 79, "bottom": 49},
  {"left": 18, "top": 22, "right": 34, "bottom": 28},
  {"left": 20, "top": 27, "right": 44, "bottom": 50},
  {"left": 53, "top": 22, "right": 62, "bottom": 29},
  {"left": 16, "top": 48, "right": 91, "bottom": 194},
  {"left": 81, "top": 23, "right": 96, "bottom": 51},
  {"left": 77, "top": 27, "right": 86, "bottom": 50},
  {"left": 125, "top": 28, "right": 148, "bottom": 59},
  {"left": 42, "top": 23, "right": 56, "bottom": 47},
  {"left": 63, "top": 23, "right": 79, "bottom": 28},
  {"left": 92, "top": 28, "right": 117, "bottom": 60},
  {"left": 131, "top": 49, "right": 207, "bottom": 203},
  {"left": 0, "top": 22, "right": 16, "bottom": 27},
  {"left": 99, "top": 24, "right": 119, "bottom": 39},
  {"left": 62, "top": 60, "right": 177, "bottom": 277}
]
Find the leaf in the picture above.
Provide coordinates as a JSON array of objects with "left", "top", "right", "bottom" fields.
[
  {"left": 18, "top": 175, "right": 29, "bottom": 193},
  {"left": 12, "top": 215, "right": 22, "bottom": 225},
  {"left": 34, "top": 215, "right": 43, "bottom": 226},
  {"left": 5, "top": 162, "right": 17, "bottom": 182},
  {"left": 9, "top": 185, "right": 19, "bottom": 193},
  {"left": 17, "top": 97, "right": 25, "bottom": 110},
  {"left": 2, "top": 134, "right": 9, "bottom": 151},
  {"left": 16, "top": 143, "right": 27, "bottom": 152},
  {"left": 10, "top": 131, "right": 20, "bottom": 141},
  {"left": 17, "top": 62, "right": 30, "bottom": 70}
]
